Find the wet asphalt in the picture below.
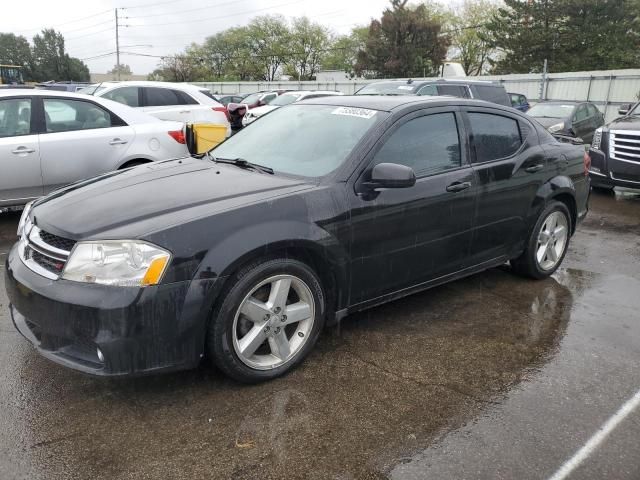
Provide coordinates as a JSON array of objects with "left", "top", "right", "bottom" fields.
[{"left": 0, "top": 190, "right": 639, "bottom": 480}]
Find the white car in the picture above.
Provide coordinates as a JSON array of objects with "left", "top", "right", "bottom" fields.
[
  {"left": 0, "top": 89, "right": 189, "bottom": 207},
  {"left": 242, "top": 90, "right": 344, "bottom": 127},
  {"left": 80, "top": 81, "right": 231, "bottom": 136}
]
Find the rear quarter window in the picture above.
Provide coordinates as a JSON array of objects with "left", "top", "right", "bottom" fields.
[{"left": 472, "top": 85, "right": 510, "bottom": 106}]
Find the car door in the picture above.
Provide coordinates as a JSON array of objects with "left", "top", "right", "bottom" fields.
[
  {"left": 0, "top": 96, "right": 43, "bottom": 204},
  {"left": 141, "top": 87, "right": 196, "bottom": 122},
  {"left": 348, "top": 108, "right": 476, "bottom": 305},
  {"left": 38, "top": 96, "right": 135, "bottom": 193},
  {"left": 463, "top": 107, "right": 548, "bottom": 264},
  {"left": 571, "top": 104, "right": 591, "bottom": 141}
]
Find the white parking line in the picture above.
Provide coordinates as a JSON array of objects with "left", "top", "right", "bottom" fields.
[{"left": 547, "top": 388, "right": 640, "bottom": 480}]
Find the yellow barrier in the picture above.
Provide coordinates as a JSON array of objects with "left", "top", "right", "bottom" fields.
[{"left": 192, "top": 124, "right": 227, "bottom": 154}]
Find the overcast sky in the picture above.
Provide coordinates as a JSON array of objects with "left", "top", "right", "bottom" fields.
[{"left": 1, "top": 0, "right": 460, "bottom": 75}]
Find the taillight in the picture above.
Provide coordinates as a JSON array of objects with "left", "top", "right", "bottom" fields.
[
  {"left": 213, "top": 106, "right": 230, "bottom": 120},
  {"left": 168, "top": 130, "right": 186, "bottom": 144},
  {"left": 583, "top": 151, "right": 591, "bottom": 176}
]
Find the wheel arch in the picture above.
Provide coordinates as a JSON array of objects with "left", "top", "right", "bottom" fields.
[
  {"left": 532, "top": 175, "right": 578, "bottom": 234},
  {"left": 117, "top": 157, "right": 154, "bottom": 169}
]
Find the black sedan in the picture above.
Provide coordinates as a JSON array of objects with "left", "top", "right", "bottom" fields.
[
  {"left": 5, "top": 96, "right": 590, "bottom": 383},
  {"left": 527, "top": 101, "right": 604, "bottom": 143}
]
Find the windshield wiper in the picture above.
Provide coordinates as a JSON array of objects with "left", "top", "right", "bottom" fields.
[{"left": 209, "top": 155, "right": 274, "bottom": 174}]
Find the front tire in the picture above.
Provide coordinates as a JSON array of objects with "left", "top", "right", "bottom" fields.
[
  {"left": 511, "top": 201, "right": 572, "bottom": 279},
  {"left": 208, "top": 258, "right": 325, "bottom": 383}
]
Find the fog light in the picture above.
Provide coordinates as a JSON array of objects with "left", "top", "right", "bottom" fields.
[{"left": 97, "top": 348, "right": 104, "bottom": 362}]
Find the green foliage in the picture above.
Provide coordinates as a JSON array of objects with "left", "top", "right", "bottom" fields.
[
  {"left": 0, "top": 33, "right": 33, "bottom": 79},
  {"left": 322, "top": 27, "right": 368, "bottom": 78},
  {"left": 355, "top": 0, "right": 451, "bottom": 78},
  {"left": 0, "top": 29, "right": 89, "bottom": 82},
  {"left": 486, "top": 0, "right": 640, "bottom": 73},
  {"left": 107, "top": 64, "right": 133, "bottom": 76}
]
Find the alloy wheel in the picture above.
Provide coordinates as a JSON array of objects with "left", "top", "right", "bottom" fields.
[
  {"left": 536, "top": 211, "right": 569, "bottom": 271},
  {"left": 232, "top": 274, "right": 315, "bottom": 370}
]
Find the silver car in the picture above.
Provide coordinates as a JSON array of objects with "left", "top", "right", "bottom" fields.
[{"left": 0, "top": 89, "right": 189, "bottom": 208}]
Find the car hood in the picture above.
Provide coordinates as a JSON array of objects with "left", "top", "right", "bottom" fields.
[
  {"left": 31, "top": 157, "right": 312, "bottom": 240},
  {"left": 606, "top": 116, "right": 640, "bottom": 130},
  {"left": 530, "top": 117, "right": 565, "bottom": 128},
  {"left": 250, "top": 105, "right": 279, "bottom": 116}
]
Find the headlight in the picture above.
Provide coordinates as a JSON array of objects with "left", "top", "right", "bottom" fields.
[
  {"left": 62, "top": 241, "right": 171, "bottom": 287},
  {"left": 548, "top": 122, "right": 565, "bottom": 133},
  {"left": 592, "top": 127, "right": 603, "bottom": 150},
  {"left": 17, "top": 201, "right": 34, "bottom": 238}
]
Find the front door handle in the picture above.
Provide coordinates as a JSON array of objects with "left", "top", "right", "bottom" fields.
[
  {"left": 446, "top": 181, "right": 472, "bottom": 193},
  {"left": 109, "top": 138, "right": 128, "bottom": 145},
  {"left": 11, "top": 147, "right": 36, "bottom": 154},
  {"left": 525, "top": 164, "right": 544, "bottom": 173}
]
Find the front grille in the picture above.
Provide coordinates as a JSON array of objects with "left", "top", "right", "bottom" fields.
[
  {"left": 29, "top": 247, "right": 66, "bottom": 274},
  {"left": 38, "top": 230, "right": 76, "bottom": 252},
  {"left": 610, "top": 131, "right": 640, "bottom": 164},
  {"left": 21, "top": 225, "right": 74, "bottom": 280}
]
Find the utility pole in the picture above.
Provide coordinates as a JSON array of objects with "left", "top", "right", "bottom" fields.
[
  {"left": 115, "top": 8, "right": 121, "bottom": 80},
  {"left": 539, "top": 58, "right": 548, "bottom": 101}
]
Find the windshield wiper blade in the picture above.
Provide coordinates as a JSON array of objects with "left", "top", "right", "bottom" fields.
[{"left": 211, "top": 156, "right": 274, "bottom": 174}]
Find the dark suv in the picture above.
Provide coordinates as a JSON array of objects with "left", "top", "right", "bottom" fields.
[
  {"left": 6, "top": 96, "right": 589, "bottom": 383},
  {"left": 589, "top": 102, "right": 640, "bottom": 190},
  {"left": 356, "top": 79, "right": 511, "bottom": 106}
]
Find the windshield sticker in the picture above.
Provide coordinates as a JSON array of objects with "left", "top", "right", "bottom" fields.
[
  {"left": 397, "top": 85, "right": 414, "bottom": 90},
  {"left": 331, "top": 107, "right": 377, "bottom": 119}
]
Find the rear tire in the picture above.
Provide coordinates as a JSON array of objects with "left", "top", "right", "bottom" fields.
[
  {"left": 208, "top": 258, "right": 325, "bottom": 383},
  {"left": 511, "top": 201, "right": 572, "bottom": 279}
]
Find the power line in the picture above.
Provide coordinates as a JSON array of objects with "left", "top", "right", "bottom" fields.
[
  {"left": 58, "top": 19, "right": 114, "bottom": 35},
  {"left": 65, "top": 26, "right": 115, "bottom": 41},
  {"left": 123, "top": 0, "right": 306, "bottom": 28},
  {"left": 12, "top": 9, "right": 112, "bottom": 34},
  {"left": 126, "top": 0, "right": 250, "bottom": 20}
]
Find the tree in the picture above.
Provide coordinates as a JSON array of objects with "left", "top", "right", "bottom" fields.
[
  {"left": 448, "top": 0, "right": 500, "bottom": 76},
  {"left": 247, "top": 15, "right": 290, "bottom": 81},
  {"left": 31, "top": 29, "right": 89, "bottom": 81},
  {"left": 107, "top": 63, "right": 132, "bottom": 77},
  {"left": 284, "top": 17, "right": 331, "bottom": 80},
  {"left": 355, "top": 0, "right": 450, "bottom": 78},
  {"left": 321, "top": 27, "right": 368, "bottom": 78},
  {"left": 154, "top": 52, "right": 201, "bottom": 82},
  {"left": 486, "top": 0, "right": 640, "bottom": 74},
  {"left": 0, "top": 33, "right": 33, "bottom": 80}
]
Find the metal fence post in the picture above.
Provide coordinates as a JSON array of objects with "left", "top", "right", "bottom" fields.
[
  {"left": 586, "top": 76, "right": 593, "bottom": 101},
  {"left": 604, "top": 74, "right": 615, "bottom": 120}
]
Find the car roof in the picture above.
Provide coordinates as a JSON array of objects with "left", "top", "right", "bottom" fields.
[
  {"left": 0, "top": 89, "right": 100, "bottom": 98},
  {"left": 535, "top": 101, "right": 582, "bottom": 106},
  {"left": 366, "top": 78, "right": 498, "bottom": 87},
  {"left": 300, "top": 95, "right": 510, "bottom": 112},
  {"left": 89, "top": 81, "right": 205, "bottom": 91}
]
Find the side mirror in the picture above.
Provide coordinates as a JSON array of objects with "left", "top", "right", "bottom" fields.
[
  {"left": 618, "top": 103, "right": 632, "bottom": 115},
  {"left": 363, "top": 163, "right": 416, "bottom": 190}
]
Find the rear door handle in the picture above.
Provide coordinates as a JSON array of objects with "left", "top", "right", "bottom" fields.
[
  {"left": 11, "top": 147, "right": 36, "bottom": 154},
  {"left": 446, "top": 181, "right": 472, "bottom": 193},
  {"left": 525, "top": 164, "right": 544, "bottom": 173},
  {"left": 109, "top": 138, "right": 128, "bottom": 145}
]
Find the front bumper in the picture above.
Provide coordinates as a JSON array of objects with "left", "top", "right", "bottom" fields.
[
  {"left": 5, "top": 243, "right": 216, "bottom": 376},
  {"left": 589, "top": 148, "right": 640, "bottom": 190}
]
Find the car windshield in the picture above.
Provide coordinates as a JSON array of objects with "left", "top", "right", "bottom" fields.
[
  {"left": 76, "top": 85, "right": 106, "bottom": 95},
  {"left": 356, "top": 82, "right": 418, "bottom": 95},
  {"left": 211, "top": 104, "right": 383, "bottom": 177},
  {"left": 527, "top": 103, "right": 575, "bottom": 118},
  {"left": 269, "top": 93, "right": 301, "bottom": 106}
]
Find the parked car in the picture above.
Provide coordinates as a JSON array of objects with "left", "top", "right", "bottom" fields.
[
  {"left": 355, "top": 79, "right": 511, "bottom": 107},
  {"left": 227, "top": 91, "right": 283, "bottom": 130},
  {"left": 36, "top": 81, "right": 92, "bottom": 92},
  {"left": 526, "top": 101, "right": 604, "bottom": 143},
  {"left": 79, "top": 81, "right": 231, "bottom": 136},
  {"left": 510, "top": 93, "right": 530, "bottom": 112},
  {"left": 214, "top": 94, "right": 248, "bottom": 106},
  {"left": 588, "top": 102, "right": 640, "bottom": 191},
  {"left": 0, "top": 89, "right": 188, "bottom": 207},
  {"left": 6, "top": 96, "right": 589, "bottom": 382},
  {"left": 242, "top": 90, "right": 343, "bottom": 126}
]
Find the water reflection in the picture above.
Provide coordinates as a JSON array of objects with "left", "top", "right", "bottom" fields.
[{"left": 8, "top": 267, "right": 578, "bottom": 479}]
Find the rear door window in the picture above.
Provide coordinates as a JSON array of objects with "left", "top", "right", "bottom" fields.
[
  {"left": 437, "top": 85, "right": 468, "bottom": 98},
  {"left": 473, "top": 85, "right": 509, "bottom": 105},
  {"left": 102, "top": 87, "right": 140, "bottom": 107},
  {"left": 467, "top": 112, "right": 522, "bottom": 163},
  {"left": 0, "top": 98, "right": 31, "bottom": 137}
]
